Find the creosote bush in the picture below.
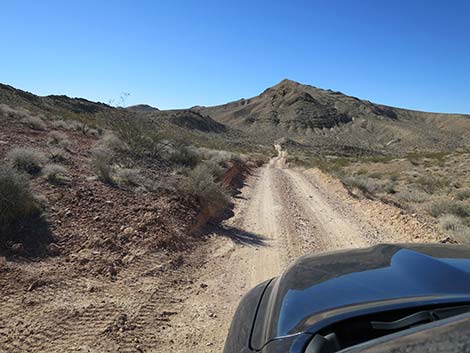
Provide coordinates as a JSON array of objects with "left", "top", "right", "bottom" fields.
[
  {"left": 0, "top": 165, "right": 43, "bottom": 227},
  {"left": 170, "top": 145, "right": 200, "bottom": 167},
  {"left": 181, "top": 164, "right": 229, "bottom": 213},
  {"left": 7, "top": 147, "right": 46, "bottom": 175}
]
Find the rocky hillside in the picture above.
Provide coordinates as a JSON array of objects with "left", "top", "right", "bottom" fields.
[{"left": 196, "top": 79, "right": 470, "bottom": 155}]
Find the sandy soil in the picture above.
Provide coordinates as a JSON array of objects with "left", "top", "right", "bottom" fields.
[{"left": 164, "top": 149, "right": 443, "bottom": 353}]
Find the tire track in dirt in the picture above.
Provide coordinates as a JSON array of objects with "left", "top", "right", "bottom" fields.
[{"left": 164, "top": 148, "right": 442, "bottom": 353}]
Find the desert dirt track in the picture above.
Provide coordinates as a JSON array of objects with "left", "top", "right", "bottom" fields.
[
  {"left": 165, "top": 148, "right": 442, "bottom": 353},
  {"left": 0, "top": 149, "right": 443, "bottom": 353}
]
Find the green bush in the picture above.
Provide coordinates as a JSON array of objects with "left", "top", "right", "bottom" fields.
[
  {"left": 0, "top": 165, "right": 43, "bottom": 226},
  {"left": 170, "top": 145, "right": 200, "bottom": 167},
  {"left": 7, "top": 147, "right": 46, "bottom": 174},
  {"left": 181, "top": 164, "right": 229, "bottom": 213}
]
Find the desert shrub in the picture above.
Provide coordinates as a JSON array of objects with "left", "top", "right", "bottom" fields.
[
  {"left": 48, "top": 147, "right": 68, "bottom": 163},
  {"left": 21, "top": 115, "right": 46, "bottom": 130},
  {"left": 87, "top": 128, "right": 99, "bottom": 137},
  {"left": 456, "top": 189, "right": 470, "bottom": 201},
  {"left": 430, "top": 200, "right": 470, "bottom": 218},
  {"left": 439, "top": 214, "right": 463, "bottom": 232},
  {"left": 51, "top": 120, "right": 69, "bottom": 129},
  {"left": 48, "top": 131, "right": 70, "bottom": 148},
  {"left": 7, "top": 148, "right": 46, "bottom": 174},
  {"left": 91, "top": 148, "right": 114, "bottom": 184},
  {"left": 0, "top": 165, "right": 43, "bottom": 226},
  {"left": 202, "top": 160, "right": 225, "bottom": 179},
  {"left": 115, "top": 168, "right": 141, "bottom": 186},
  {"left": 341, "top": 175, "right": 379, "bottom": 194},
  {"left": 170, "top": 145, "right": 200, "bottom": 167},
  {"left": 414, "top": 176, "right": 450, "bottom": 194},
  {"left": 42, "top": 164, "right": 67, "bottom": 184},
  {"left": 394, "top": 188, "right": 429, "bottom": 203},
  {"left": 181, "top": 164, "right": 229, "bottom": 212},
  {"left": 101, "top": 132, "right": 128, "bottom": 152}
]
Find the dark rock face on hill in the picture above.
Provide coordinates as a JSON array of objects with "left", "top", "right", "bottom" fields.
[
  {"left": 196, "top": 79, "right": 399, "bottom": 132},
  {"left": 196, "top": 79, "right": 470, "bottom": 155}
]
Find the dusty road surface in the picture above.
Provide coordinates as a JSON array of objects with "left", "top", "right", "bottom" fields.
[{"left": 165, "top": 148, "right": 442, "bottom": 352}]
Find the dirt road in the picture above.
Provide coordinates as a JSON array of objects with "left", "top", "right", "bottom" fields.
[
  {"left": 166, "top": 149, "right": 442, "bottom": 352},
  {"left": 0, "top": 149, "right": 442, "bottom": 353}
]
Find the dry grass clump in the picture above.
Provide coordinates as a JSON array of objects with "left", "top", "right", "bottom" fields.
[
  {"left": 101, "top": 132, "right": 129, "bottom": 152},
  {"left": 438, "top": 214, "right": 463, "bottom": 232},
  {"left": 180, "top": 164, "right": 229, "bottom": 213},
  {"left": 43, "top": 164, "right": 68, "bottom": 184},
  {"left": 51, "top": 119, "right": 69, "bottom": 129},
  {"left": 7, "top": 148, "right": 46, "bottom": 175},
  {"left": 91, "top": 147, "right": 114, "bottom": 184},
  {"left": 48, "top": 131, "right": 70, "bottom": 148},
  {"left": 48, "top": 147, "right": 68, "bottom": 163},
  {"left": 0, "top": 165, "right": 44, "bottom": 227},
  {"left": 394, "top": 188, "right": 430, "bottom": 203},
  {"left": 340, "top": 175, "right": 379, "bottom": 195},
  {"left": 21, "top": 115, "right": 47, "bottom": 130},
  {"left": 115, "top": 168, "right": 141, "bottom": 186}
]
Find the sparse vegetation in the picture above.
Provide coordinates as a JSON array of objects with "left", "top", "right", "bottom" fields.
[
  {"left": 0, "top": 165, "right": 44, "bottom": 227},
  {"left": 430, "top": 200, "right": 470, "bottom": 218},
  {"left": 394, "top": 188, "right": 429, "bottom": 203},
  {"left": 414, "top": 175, "right": 450, "bottom": 194},
  {"left": 7, "top": 147, "right": 46, "bottom": 174}
]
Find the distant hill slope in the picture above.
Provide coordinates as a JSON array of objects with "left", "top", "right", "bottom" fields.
[
  {"left": 195, "top": 79, "right": 470, "bottom": 154},
  {"left": 0, "top": 83, "right": 227, "bottom": 135},
  {"left": 126, "top": 104, "right": 160, "bottom": 113}
]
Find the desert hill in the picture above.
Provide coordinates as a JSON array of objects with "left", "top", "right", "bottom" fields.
[{"left": 195, "top": 79, "right": 470, "bottom": 155}]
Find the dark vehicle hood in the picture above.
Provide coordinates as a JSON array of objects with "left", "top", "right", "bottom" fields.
[{"left": 252, "top": 243, "right": 470, "bottom": 350}]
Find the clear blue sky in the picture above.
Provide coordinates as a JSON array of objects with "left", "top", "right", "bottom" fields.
[{"left": 1, "top": 0, "right": 469, "bottom": 113}]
